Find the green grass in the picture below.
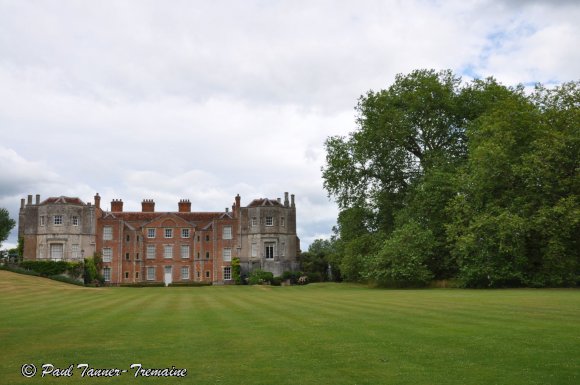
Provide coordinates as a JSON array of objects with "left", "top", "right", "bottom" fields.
[{"left": 0, "top": 271, "right": 578, "bottom": 385}]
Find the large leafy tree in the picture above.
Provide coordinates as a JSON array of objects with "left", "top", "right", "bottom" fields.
[
  {"left": 447, "top": 81, "right": 579, "bottom": 287},
  {"left": 0, "top": 208, "right": 16, "bottom": 250},
  {"left": 323, "top": 69, "right": 578, "bottom": 287},
  {"left": 323, "top": 69, "right": 466, "bottom": 212},
  {"left": 323, "top": 69, "right": 520, "bottom": 282}
]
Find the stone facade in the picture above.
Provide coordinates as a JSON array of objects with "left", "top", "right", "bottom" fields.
[
  {"left": 238, "top": 192, "right": 300, "bottom": 277},
  {"left": 18, "top": 195, "right": 97, "bottom": 261},
  {"left": 19, "top": 192, "right": 301, "bottom": 285}
]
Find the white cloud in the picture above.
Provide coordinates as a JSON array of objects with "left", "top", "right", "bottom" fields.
[
  {"left": 0, "top": 0, "right": 578, "bottom": 250},
  {"left": 0, "top": 148, "right": 55, "bottom": 195}
]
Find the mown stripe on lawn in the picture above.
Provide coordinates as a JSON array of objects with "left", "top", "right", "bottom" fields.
[{"left": 1, "top": 272, "right": 578, "bottom": 385}]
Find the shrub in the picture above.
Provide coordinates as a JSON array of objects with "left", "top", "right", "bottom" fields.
[
  {"left": 0, "top": 264, "right": 41, "bottom": 277},
  {"left": 119, "top": 282, "right": 165, "bottom": 287},
  {"left": 306, "top": 272, "right": 323, "bottom": 283},
  {"left": 248, "top": 270, "right": 274, "bottom": 285},
  {"left": 168, "top": 281, "right": 213, "bottom": 287},
  {"left": 231, "top": 257, "right": 242, "bottom": 284},
  {"left": 282, "top": 271, "right": 302, "bottom": 284},
  {"left": 49, "top": 274, "right": 85, "bottom": 286},
  {"left": 367, "top": 221, "right": 434, "bottom": 287},
  {"left": 19, "top": 260, "right": 83, "bottom": 279}
]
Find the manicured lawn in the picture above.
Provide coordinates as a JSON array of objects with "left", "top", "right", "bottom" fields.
[{"left": 0, "top": 270, "right": 578, "bottom": 385}]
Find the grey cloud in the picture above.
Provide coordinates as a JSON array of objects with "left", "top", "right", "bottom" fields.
[{"left": 1, "top": 0, "right": 579, "bottom": 250}]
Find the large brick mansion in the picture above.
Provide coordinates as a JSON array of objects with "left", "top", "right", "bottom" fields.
[{"left": 18, "top": 192, "right": 301, "bottom": 285}]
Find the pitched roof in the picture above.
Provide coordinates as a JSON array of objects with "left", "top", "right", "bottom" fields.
[
  {"left": 247, "top": 198, "right": 283, "bottom": 207},
  {"left": 41, "top": 196, "right": 85, "bottom": 205},
  {"left": 101, "top": 211, "right": 227, "bottom": 229}
]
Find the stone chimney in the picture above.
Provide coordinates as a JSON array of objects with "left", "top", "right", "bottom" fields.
[
  {"left": 111, "top": 199, "right": 123, "bottom": 212},
  {"left": 284, "top": 192, "right": 289, "bottom": 207},
  {"left": 27, "top": 195, "right": 32, "bottom": 206},
  {"left": 35, "top": 194, "right": 40, "bottom": 205},
  {"left": 291, "top": 194, "right": 295, "bottom": 208},
  {"left": 94, "top": 193, "right": 101, "bottom": 209},
  {"left": 142, "top": 199, "right": 155, "bottom": 212},
  {"left": 178, "top": 199, "right": 191, "bottom": 213},
  {"left": 20, "top": 198, "right": 25, "bottom": 209},
  {"left": 234, "top": 194, "right": 241, "bottom": 218}
]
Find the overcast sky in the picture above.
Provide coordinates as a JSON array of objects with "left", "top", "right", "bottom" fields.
[{"left": 1, "top": 0, "right": 579, "bottom": 250}]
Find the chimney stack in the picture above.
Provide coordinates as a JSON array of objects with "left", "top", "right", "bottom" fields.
[
  {"left": 142, "top": 199, "right": 155, "bottom": 212},
  {"left": 111, "top": 199, "right": 123, "bottom": 212},
  {"left": 234, "top": 194, "right": 241, "bottom": 218},
  {"left": 178, "top": 199, "right": 191, "bottom": 213},
  {"left": 94, "top": 193, "right": 101, "bottom": 209},
  {"left": 27, "top": 195, "right": 32, "bottom": 206},
  {"left": 291, "top": 194, "right": 295, "bottom": 208},
  {"left": 35, "top": 194, "right": 40, "bottom": 205},
  {"left": 21, "top": 198, "right": 25, "bottom": 209},
  {"left": 284, "top": 192, "right": 289, "bottom": 207}
]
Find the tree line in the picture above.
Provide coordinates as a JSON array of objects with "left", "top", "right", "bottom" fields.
[{"left": 303, "top": 69, "right": 578, "bottom": 288}]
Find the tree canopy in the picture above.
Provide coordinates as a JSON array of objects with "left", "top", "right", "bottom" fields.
[
  {"left": 321, "top": 69, "right": 579, "bottom": 287},
  {"left": 0, "top": 208, "right": 16, "bottom": 250}
]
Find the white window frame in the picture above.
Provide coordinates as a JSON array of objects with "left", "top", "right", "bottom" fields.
[
  {"left": 165, "top": 228, "right": 173, "bottom": 239},
  {"left": 103, "top": 226, "right": 113, "bottom": 240},
  {"left": 40, "top": 216, "right": 45, "bottom": 226},
  {"left": 181, "top": 228, "right": 190, "bottom": 238},
  {"left": 54, "top": 215, "right": 63, "bottom": 225},
  {"left": 102, "top": 247, "right": 112, "bottom": 262},
  {"left": 50, "top": 243, "right": 64, "bottom": 260},
  {"left": 251, "top": 217, "right": 257, "bottom": 227},
  {"left": 223, "top": 266, "right": 232, "bottom": 281},
  {"left": 281, "top": 217, "right": 285, "bottom": 227},
  {"left": 103, "top": 267, "right": 111, "bottom": 282},
  {"left": 265, "top": 216, "right": 273, "bottom": 226},
  {"left": 163, "top": 245, "right": 173, "bottom": 259},
  {"left": 223, "top": 226, "right": 232, "bottom": 240},
  {"left": 71, "top": 244, "right": 80, "bottom": 259},
  {"left": 72, "top": 216, "right": 79, "bottom": 226},
  {"left": 181, "top": 245, "right": 190, "bottom": 259},
  {"left": 147, "top": 267, "right": 155, "bottom": 281},
  {"left": 147, "top": 228, "right": 156, "bottom": 238},
  {"left": 223, "top": 248, "right": 232, "bottom": 262},
  {"left": 265, "top": 242, "right": 275, "bottom": 259},
  {"left": 146, "top": 245, "right": 155, "bottom": 259},
  {"left": 181, "top": 267, "right": 190, "bottom": 280}
]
